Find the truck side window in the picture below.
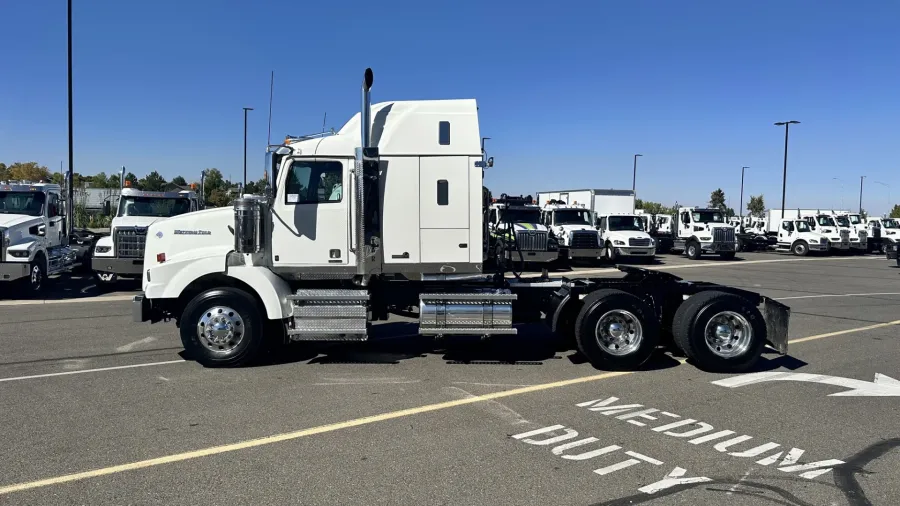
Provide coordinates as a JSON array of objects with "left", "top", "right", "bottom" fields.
[
  {"left": 284, "top": 160, "right": 343, "bottom": 205},
  {"left": 438, "top": 121, "right": 450, "bottom": 145},
  {"left": 437, "top": 180, "right": 449, "bottom": 205},
  {"left": 489, "top": 209, "right": 497, "bottom": 224},
  {"left": 48, "top": 194, "right": 60, "bottom": 217}
]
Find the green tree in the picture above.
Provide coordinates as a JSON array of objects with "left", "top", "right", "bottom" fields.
[
  {"left": 746, "top": 194, "right": 766, "bottom": 217},
  {"left": 725, "top": 207, "right": 736, "bottom": 218},
  {"left": 0, "top": 163, "right": 7, "bottom": 180},
  {"left": 51, "top": 172, "right": 65, "bottom": 185},
  {"left": 709, "top": 188, "right": 726, "bottom": 210},
  {"left": 90, "top": 172, "right": 109, "bottom": 188},
  {"left": 890, "top": 204, "right": 900, "bottom": 219},
  {"left": 636, "top": 199, "right": 676, "bottom": 216},
  {"left": 124, "top": 172, "right": 138, "bottom": 187},
  {"left": 8, "top": 162, "right": 51, "bottom": 182},
  {"left": 202, "top": 168, "right": 226, "bottom": 203},
  {"left": 171, "top": 175, "right": 187, "bottom": 187},
  {"left": 138, "top": 170, "right": 167, "bottom": 191},
  {"left": 108, "top": 173, "right": 121, "bottom": 189}
]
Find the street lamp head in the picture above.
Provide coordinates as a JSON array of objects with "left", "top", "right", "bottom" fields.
[
  {"left": 243, "top": 107, "right": 254, "bottom": 112},
  {"left": 774, "top": 120, "right": 800, "bottom": 126},
  {"left": 742, "top": 166, "right": 749, "bottom": 170},
  {"left": 635, "top": 154, "right": 642, "bottom": 157}
]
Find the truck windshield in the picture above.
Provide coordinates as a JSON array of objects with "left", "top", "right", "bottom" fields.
[
  {"left": 118, "top": 197, "right": 192, "bottom": 217},
  {"left": 608, "top": 215, "right": 644, "bottom": 231},
  {"left": 553, "top": 209, "right": 591, "bottom": 225},
  {"left": 884, "top": 219, "right": 900, "bottom": 228},
  {"left": 0, "top": 191, "right": 45, "bottom": 216},
  {"left": 692, "top": 211, "right": 724, "bottom": 223},
  {"left": 816, "top": 216, "right": 836, "bottom": 227},
  {"left": 795, "top": 221, "right": 811, "bottom": 232},
  {"left": 848, "top": 214, "right": 862, "bottom": 225},
  {"left": 834, "top": 216, "right": 850, "bottom": 227},
  {"left": 499, "top": 209, "right": 540, "bottom": 224}
]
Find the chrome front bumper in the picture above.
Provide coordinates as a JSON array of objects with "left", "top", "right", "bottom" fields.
[
  {"left": 614, "top": 247, "right": 656, "bottom": 256},
  {"left": 505, "top": 250, "right": 559, "bottom": 263}
]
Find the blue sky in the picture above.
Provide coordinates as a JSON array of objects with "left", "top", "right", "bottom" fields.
[{"left": 2, "top": 0, "right": 899, "bottom": 215}]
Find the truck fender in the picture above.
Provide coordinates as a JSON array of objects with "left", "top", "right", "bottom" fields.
[
  {"left": 94, "top": 235, "right": 113, "bottom": 252},
  {"left": 225, "top": 265, "right": 293, "bottom": 320}
]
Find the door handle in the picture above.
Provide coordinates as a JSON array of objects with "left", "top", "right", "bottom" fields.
[{"left": 391, "top": 252, "right": 409, "bottom": 259}]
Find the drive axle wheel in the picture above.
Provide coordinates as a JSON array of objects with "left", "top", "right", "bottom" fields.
[
  {"left": 574, "top": 289, "right": 659, "bottom": 370},
  {"left": 181, "top": 287, "right": 264, "bottom": 367},
  {"left": 672, "top": 290, "right": 766, "bottom": 373}
]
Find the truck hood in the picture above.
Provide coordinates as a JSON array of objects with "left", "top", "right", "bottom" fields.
[
  {"left": 113, "top": 216, "right": 171, "bottom": 230},
  {"left": 0, "top": 214, "right": 41, "bottom": 229},
  {"left": 606, "top": 230, "right": 653, "bottom": 241},
  {"left": 555, "top": 224, "right": 595, "bottom": 234},
  {"left": 144, "top": 207, "right": 234, "bottom": 266}
]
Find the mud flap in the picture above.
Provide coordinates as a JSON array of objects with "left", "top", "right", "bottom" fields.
[{"left": 761, "top": 296, "right": 790, "bottom": 354}]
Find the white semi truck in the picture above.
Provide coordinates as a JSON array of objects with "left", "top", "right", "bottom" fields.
[
  {"left": 132, "top": 68, "right": 790, "bottom": 373},
  {"left": 0, "top": 182, "right": 82, "bottom": 293},
  {"left": 670, "top": 207, "right": 738, "bottom": 259},
  {"left": 92, "top": 186, "right": 200, "bottom": 284}
]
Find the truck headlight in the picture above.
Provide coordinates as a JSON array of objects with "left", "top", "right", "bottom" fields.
[
  {"left": 95, "top": 245, "right": 112, "bottom": 254},
  {"left": 8, "top": 250, "right": 30, "bottom": 258},
  {"left": 614, "top": 240, "right": 625, "bottom": 246},
  {"left": 700, "top": 236, "right": 712, "bottom": 241}
]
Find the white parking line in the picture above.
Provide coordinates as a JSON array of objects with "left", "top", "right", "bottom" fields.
[
  {"left": 0, "top": 294, "right": 134, "bottom": 307},
  {"left": 776, "top": 292, "right": 900, "bottom": 300},
  {"left": 0, "top": 360, "right": 187, "bottom": 383}
]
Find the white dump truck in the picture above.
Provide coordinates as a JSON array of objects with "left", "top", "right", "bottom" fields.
[
  {"left": 667, "top": 207, "right": 738, "bottom": 259},
  {"left": 92, "top": 186, "right": 200, "bottom": 284},
  {"left": 539, "top": 200, "right": 601, "bottom": 262},
  {"left": 132, "top": 68, "right": 790, "bottom": 374},
  {"left": 0, "top": 182, "right": 82, "bottom": 292}
]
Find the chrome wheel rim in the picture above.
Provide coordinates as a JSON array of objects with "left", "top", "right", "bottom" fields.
[
  {"left": 31, "top": 265, "right": 42, "bottom": 289},
  {"left": 197, "top": 306, "right": 245, "bottom": 353},
  {"left": 704, "top": 311, "right": 752, "bottom": 358},
  {"left": 594, "top": 310, "right": 643, "bottom": 356}
]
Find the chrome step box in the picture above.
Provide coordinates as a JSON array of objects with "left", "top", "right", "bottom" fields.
[{"left": 287, "top": 289, "right": 368, "bottom": 341}]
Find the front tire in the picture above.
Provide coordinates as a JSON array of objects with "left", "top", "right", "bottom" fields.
[
  {"left": 181, "top": 287, "right": 264, "bottom": 367},
  {"left": 686, "top": 241, "right": 701, "bottom": 260},
  {"left": 792, "top": 240, "right": 809, "bottom": 257},
  {"left": 25, "top": 259, "right": 46, "bottom": 295},
  {"left": 672, "top": 290, "right": 767, "bottom": 373},
  {"left": 574, "top": 289, "right": 660, "bottom": 370},
  {"left": 605, "top": 242, "right": 617, "bottom": 263}
]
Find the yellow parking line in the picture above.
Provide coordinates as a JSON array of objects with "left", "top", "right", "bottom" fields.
[
  {"left": 3, "top": 316, "right": 898, "bottom": 495},
  {"left": 0, "top": 370, "right": 632, "bottom": 495}
]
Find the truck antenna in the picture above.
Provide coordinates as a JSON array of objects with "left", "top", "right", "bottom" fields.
[{"left": 322, "top": 112, "right": 327, "bottom": 134}]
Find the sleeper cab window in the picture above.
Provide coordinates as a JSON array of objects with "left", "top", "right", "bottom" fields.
[
  {"left": 439, "top": 121, "right": 450, "bottom": 145},
  {"left": 437, "top": 180, "right": 449, "bottom": 205},
  {"left": 284, "top": 160, "right": 343, "bottom": 204}
]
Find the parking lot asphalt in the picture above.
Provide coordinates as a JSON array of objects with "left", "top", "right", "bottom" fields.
[{"left": 1, "top": 251, "right": 898, "bottom": 505}]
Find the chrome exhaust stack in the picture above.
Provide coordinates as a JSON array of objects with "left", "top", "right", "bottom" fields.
[{"left": 355, "top": 68, "right": 375, "bottom": 285}]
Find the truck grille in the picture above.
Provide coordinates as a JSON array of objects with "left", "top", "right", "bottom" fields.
[
  {"left": 515, "top": 230, "right": 549, "bottom": 251},
  {"left": 628, "top": 237, "right": 651, "bottom": 247},
  {"left": 858, "top": 230, "right": 867, "bottom": 240},
  {"left": 571, "top": 231, "right": 599, "bottom": 249},
  {"left": 840, "top": 230, "right": 850, "bottom": 241},
  {"left": 115, "top": 227, "right": 148, "bottom": 259},
  {"left": 713, "top": 227, "right": 735, "bottom": 243}
]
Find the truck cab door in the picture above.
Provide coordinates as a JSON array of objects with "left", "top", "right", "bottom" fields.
[
  {"left": 679, "top": 212, "right": 692, "bottom": 238},
  {"left": 778, "top": 220, "right": 792, "bottom": 243},
  {"left": 270, "top": 158, "right": 352, "bottom": 268},
  {"left": 46, "top": 192, "right": 64, "bottom": 246}
]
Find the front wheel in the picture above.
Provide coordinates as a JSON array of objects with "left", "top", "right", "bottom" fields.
[
  {"left": 25, "top": 259, "right": 46, "bottom": 295},
  {"left": 181, "top": 287, "right": 264, "bottom": 367},
  {"left": 605, "top": 242, "right": 617, "bottom": 263},
  {"left": 792, "top": 240, "right": 809, "bottom": 257},
  {"left": 672, "top": 291, "right": 767, "bottom": 372},
  {"left": 686, "top": 241, "right": 701, "bottom": 260}
]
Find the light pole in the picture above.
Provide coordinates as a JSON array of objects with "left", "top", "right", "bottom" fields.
[
  {"left": 739, "top": 166, "right": 749, "bottom": 229},
  {"left": 833, "top": 177, "right": 844, "bottom": 210},
  {"left": 874, "top": 181, "right": 890, "bottom": 216},
  {"left": 774, "top": 121, "right": 800, "bottom": 219},
  {"left": 66, "top": 0, "right": 74, "bottom": 235},
  {"left": 632, "top": 154, "right": 642, "bottom": 211},
  {"left": 859, "top": 176, "right": 866, "bottom": 215},
  {"left": 243, "top": 107, "right": 253, "bottom": 193}
]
